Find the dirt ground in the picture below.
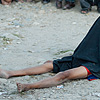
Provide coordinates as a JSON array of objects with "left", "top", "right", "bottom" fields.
[{"left": 0, "top": 1, "right": 100, "bottom": 100}]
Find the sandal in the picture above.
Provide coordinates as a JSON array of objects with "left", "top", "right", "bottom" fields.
[{"left": 81, "top": 8, "right": 91, "bottom": 14}]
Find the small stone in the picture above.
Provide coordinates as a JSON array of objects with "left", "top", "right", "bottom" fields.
[
  {"left": 72, "top": 22, "right": 77, "bottom": 25},
  {"left": 3, "top": 48, "right": 7, "bottom": 50},
  {"left": 33, "top": 15, "right": 37, "bottom": 18},
  {"left": 6, "top": 18, "right": 15, "bottom": 22},
  {"left": 0, "top": 92, "right": 7, "bottom": 95},
  {"left": 4, "top": 5, "right": 9, "bottom": 7},
  {"left": 6, "top": 41, "right": 10, "bottom": 44},
  {"left": 8, "top": 97, "right": 10, "bottom": 99},
  {"left": 16, "top": 42, "right": 21, "bottom": 44},
  {"left": 33, "top": 22, "right": 40, "bottom": 26},
  {"left": 39, "top": 10, "right": 45, "bottom": 14},
  {"left": 2, "top": 97, "right": 6, "bottom": 99},
  {"left": 43, "top": 98, "right": 46, "bottom": 100},
  {"left": 52, "top": 90, "right": 55, "bottom": 93},
  {"left": 15, "top": 32, "right": 20, "bottom": 35},
  {"left": 57, "top": 85, "right": 64, "bottom": 89},
  {"left": 16, "top": 26, "right": 20, "bottom": 28},
  {"left": 92, "top": 93, "right": 100, "bottom": 97},
  {"left": 28, "top": 50, "right": 35, "bottom": 53},
  {"left": 0, "top": 79, "right": 7, "bottom": 83},
  {"left": 24, "top": 75, "right": 30, "bottom": 80}
]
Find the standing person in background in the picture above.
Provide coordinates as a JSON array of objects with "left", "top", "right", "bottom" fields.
[
  {"left": 0, "top": 0, "right": 23, "bottom": 5},
  {"left": 56, "top": 0, "right": 75, "bottom": 10},
  {"left": 80, "top": 0, "right": 100, "bottom": 14},
  {"left": 0, "top": 0, "right": 12, "bottom": 5}
]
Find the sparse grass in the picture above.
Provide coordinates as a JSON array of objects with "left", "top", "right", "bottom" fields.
[
  {"left": 12, "top": 33, "right": 24, "bottom": 38},
  {"left": 0, "top": 36, "right": 13, "bottom": 45},
  {"left": 54, "top": 50, "right": 73, "bottom": 55}
]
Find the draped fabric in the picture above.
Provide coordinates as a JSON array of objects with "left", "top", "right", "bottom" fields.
[
  {"left": 72, "top": 17, "right": 100, "bottom": 78},
  {"left": 53, "top": 17, "right": 100, "bottom": 78}
]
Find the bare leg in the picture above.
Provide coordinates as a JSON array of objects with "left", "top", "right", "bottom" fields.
[
  {"left": 17, "top": 66, "right": 88, "bottom": 92},
  {"left": 0, "top": 61, "right": 53, "bottom": 79}
]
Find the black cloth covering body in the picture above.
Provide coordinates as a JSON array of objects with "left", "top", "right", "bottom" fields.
[{"left": 53, "top": 17, "right": 100, "bottom": 78}]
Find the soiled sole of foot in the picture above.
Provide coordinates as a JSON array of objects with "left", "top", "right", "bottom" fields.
[{"left": 16, "top": 83, "right": 29, "bottom": 93}]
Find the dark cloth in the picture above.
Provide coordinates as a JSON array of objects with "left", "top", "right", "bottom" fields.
[
  {"left": 66, "top": 0, "right": 75, "bottom": 2},
  {"left": 59, "top": 0, "right": 75, "bottom": 3},
  {"left": 0, "top": 0, "right": 2, "bottom": 4},
  {"left": 87, "top": 74, "right": 99, "bottom": 81},
  {"left": 53, "top": 56, "right": 72, "bottom": 73},
  {"left": 53, "top": 17, "right": 100, "bottom": 78},
  {"left": 80, "top": 0, "right": 100, "bottom": 10}
]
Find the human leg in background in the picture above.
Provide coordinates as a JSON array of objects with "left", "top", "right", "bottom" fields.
[
  {"left": 96, "top": 0, "right": 100, "bottom": 13},
  {"left": 16, "top": 66, "right": 88, "bottom": 92},
  {"left": 63, "top": 0, "right": 75, "bottom": 10},
  {"left": 0, "top": 61, "right": 53, "bottom": 79},
  {"left": 1, "top": 0, "right": 12, "bottom": 5},
  {"left": 56, "top": 0, "right": 62, "bottom": 9},
  {"left": 80, "top": 0, "right": 91, "bottom": 14}
]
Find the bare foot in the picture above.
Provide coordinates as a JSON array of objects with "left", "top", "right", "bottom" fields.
[
  {"left": 16, "top": 83, "right": 30, "bottom": 93},
  {"left": 81, "top": 10, "right": 88, "bottom": 14},
  {"left": 0, "top": 69, "right": 9, "bottom": 79},
  {"left": 26, "top": 0, "right": 32, "bottom": 2},
  {"left": 18, "top": 0, "right": 24, "bottom": 3}
]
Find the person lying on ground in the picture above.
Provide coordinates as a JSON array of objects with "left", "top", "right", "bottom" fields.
[{"left": 0, "top": 17, "right": 100, "bottom": 93}]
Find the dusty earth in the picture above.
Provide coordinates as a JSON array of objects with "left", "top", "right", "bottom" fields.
[{"left": 0, "top": 1, "right": 100, "bottom": 100}]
